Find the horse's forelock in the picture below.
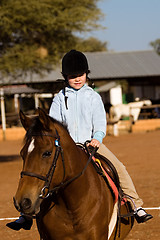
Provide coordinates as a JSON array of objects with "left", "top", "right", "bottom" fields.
[{"left": 25, "top": 116, "right": 44, "bottom": 142}]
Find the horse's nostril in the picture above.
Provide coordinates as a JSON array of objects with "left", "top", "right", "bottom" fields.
[{"left": 20, "top": 198, "right": 32, "bottom": 210}]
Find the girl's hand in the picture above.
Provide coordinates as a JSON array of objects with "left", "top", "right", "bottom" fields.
[{"left": 87, "top": 139, "right": 100, "bottom": 148}]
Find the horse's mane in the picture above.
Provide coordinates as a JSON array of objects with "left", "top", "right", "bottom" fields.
[{"left": 25, "top": 115, "right": 68, "bottom": 142}]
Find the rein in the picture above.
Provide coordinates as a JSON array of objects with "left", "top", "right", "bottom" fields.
[{"left": 21, "top": 130, "right": 97, "bottom": 199}]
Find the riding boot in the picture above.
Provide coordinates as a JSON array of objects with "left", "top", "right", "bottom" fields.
[
  {"left": 6, "top": 215, "right": 33, "bottom": 231},
  {"left": 134, "top": 208, "right": 153, "bottom": 223}
]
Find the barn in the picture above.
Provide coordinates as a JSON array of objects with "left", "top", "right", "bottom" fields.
[{"left": 1, "top": 50, "right": 160, "bottom": 137}]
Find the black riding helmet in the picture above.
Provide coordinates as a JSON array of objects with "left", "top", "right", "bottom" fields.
[
  {"left": 62, "top": 49, "right": 90, "bottom": 78},
  {"left": 61, "top": 50, "right": 92, "bottom": 109}
]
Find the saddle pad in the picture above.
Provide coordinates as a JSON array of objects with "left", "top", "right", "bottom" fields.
[
  {"left": 108, "top": 202, "right": 118, "bottom": 239},
  {"left": 93, "top": 159, "right": 120, "bottom": 239},
  {"left": 93, "top": 158, "right": 119, "bottom": 204}
]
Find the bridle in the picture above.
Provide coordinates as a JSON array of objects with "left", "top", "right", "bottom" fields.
[
  {"left": 21, "top": 130, "right": 96, "bottom": 199},
  {"left": 21, "top": 130, "right": 65, "bottom": 199}
]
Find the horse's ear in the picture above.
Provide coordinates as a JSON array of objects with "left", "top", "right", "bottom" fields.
[
  {"left": 38, "top": 108, "right": 50, "bottom": 130},
  {"left": 19, "top": 110, "right": 33, "bottom": 131}
]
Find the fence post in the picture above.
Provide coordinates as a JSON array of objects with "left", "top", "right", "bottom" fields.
[
  {"left": 113, "top": 123, "right": 119, "bottom": 136},
  {"left": 0, "top": 88, "right": 6, "bottom": 140}
]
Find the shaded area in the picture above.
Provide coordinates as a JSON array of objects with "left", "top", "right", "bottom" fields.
[{"left": 0, "top": 155, "right": 20, "bottom": 162}]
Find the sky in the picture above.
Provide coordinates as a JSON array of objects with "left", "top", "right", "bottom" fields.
[{"left": 90, "top": 0, "right": 160, "bottom": 52}]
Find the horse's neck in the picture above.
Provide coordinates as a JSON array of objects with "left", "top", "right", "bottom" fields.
[
  {"left": 54, "top": 123, "right": 90, "bottom": 181},
  {"left": 54, "top": 124, "right": 102, "bottom": 206},
  {"left": 63, "top": 145, "right": 100, "bottom": 208},
  {"left": 63, "top": 143, "right": 91, "bottom": 188}
]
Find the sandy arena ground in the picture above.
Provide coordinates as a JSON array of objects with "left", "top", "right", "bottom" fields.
[{"left": 0, "top": 129, "right": 160, "bottom": 240}]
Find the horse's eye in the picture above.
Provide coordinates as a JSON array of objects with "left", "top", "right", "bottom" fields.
[{"left": 42, "top": 151, "right": 52, "bottom": 158}]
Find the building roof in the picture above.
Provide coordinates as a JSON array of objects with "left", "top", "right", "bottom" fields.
[
  {"left": 86, "top": 50, "right": 160, "bottom": 80},
  {"left": 0, "top": 50, "right": 160, "bottom": 85},
  {"left": 1, "top": 85, "right": 41, "bottom": 95}
]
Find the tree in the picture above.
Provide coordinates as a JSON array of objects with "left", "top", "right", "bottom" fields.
[
  {"left": 75, "top": 37, "right": 107, "bottom": 52},
  {"left": 0, "top": 0, "right": 106, "bottom": 77},
  {"left": 150, "top": 39, "right": 160, "bottom": 55}
]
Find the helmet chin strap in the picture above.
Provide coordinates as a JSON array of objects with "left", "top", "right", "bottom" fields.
[
  {"left": 65, "top": 94, "right": 68, "bottom": 109},
  {"left": 87, "top": 76, "right": 95, "bottom": 89},
  {"left": 63, "top": 80, "right": 68, "bottom": 110}
]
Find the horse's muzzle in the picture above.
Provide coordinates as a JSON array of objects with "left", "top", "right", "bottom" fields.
[{"left": 13, "top": 197, "right": 32, "bottom": 212}]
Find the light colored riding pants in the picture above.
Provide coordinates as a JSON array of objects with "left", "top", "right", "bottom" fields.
[{"left": 98, "top": 143, "right": 143, "bottom": 208}]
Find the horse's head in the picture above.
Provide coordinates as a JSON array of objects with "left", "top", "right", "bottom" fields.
[
  {"left": 14, "top": 108, "right": 72, "bottom": 216},
  {"left": 143, "top": 99, "right": 152, "bottom": 106}
]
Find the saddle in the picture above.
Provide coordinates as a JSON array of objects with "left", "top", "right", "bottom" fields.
[
  {"left": 77, "top": 143, "right": 123, "bottom": 203},
  {"left": 92, "top": 152, "right": 120, "bottom": 203},
  {"left": 77, "top": 143, "right": 134, "bottom": 239},
  {"left": 85, "top": 145, "right": 134, "bottom": 238}
]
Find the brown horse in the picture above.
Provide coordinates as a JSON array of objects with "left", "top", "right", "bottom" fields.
[{"left": 14, "top": 109, "right": 134, "bottom": 240}]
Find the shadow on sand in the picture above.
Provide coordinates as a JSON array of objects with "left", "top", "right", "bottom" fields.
[{"left": 0, "top": 155, "right": 20, "bottom": 162}]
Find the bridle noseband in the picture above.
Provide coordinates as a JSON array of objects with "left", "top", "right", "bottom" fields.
[{"left": 21, "top": 130, "right": 97, "bottom": 200}]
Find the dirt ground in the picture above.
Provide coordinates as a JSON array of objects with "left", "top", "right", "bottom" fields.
[{"left": 0, "top": 129, "right": 160, "bottom": 240}]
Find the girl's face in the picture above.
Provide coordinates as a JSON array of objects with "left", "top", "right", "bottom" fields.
[{"left": 67, "top": 73, "right": 86, "bottom": 90}]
